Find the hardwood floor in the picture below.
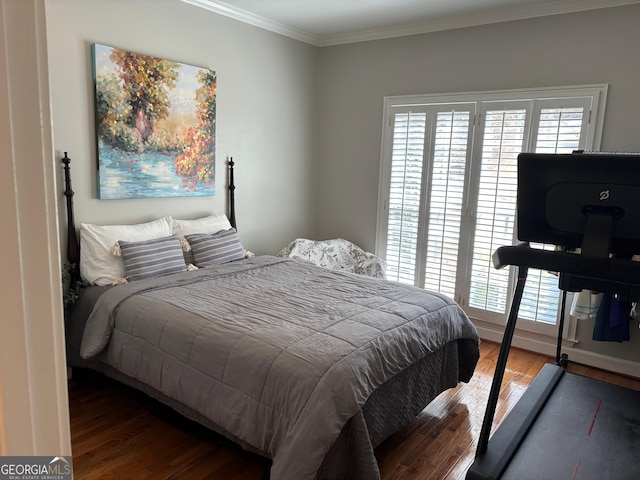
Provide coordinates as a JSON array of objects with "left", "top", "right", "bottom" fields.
[{"left": 68, "top": 341, "right": 640, "bottom": 479}]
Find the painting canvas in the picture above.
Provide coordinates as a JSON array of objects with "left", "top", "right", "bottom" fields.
[{"left": 92, "top": 43, "right": 216, "bottom": 199}]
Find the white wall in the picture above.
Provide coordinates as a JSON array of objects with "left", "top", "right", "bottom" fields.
[
  {"left": 46, "top": 0, "right": 320, "bottom": 256},
  {"left": 315, "top": 4, "right": 640, "bottom": 369},
  {"left": 0, "top": 0, "right": 71, "bottom": 456}
]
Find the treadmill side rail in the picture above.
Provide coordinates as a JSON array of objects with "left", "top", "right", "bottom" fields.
[{"left": 466, "top": 364, "right": 564, "bottom": 480}]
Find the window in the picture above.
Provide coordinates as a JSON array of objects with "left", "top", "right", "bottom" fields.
[{"left": 377, "top": 86, "right": 606, "bottom": 335}]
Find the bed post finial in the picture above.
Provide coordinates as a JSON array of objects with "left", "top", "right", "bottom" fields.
[
  {"left": 62, "top": 152, "right": 80, "bottom": 283},
  {"left": 228, "top": 156, "right": 237, "bottom": 230}
]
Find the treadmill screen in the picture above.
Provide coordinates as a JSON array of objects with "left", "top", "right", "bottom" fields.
[{"left": 516, "top": 152, "right": 640, "bottom": 257}]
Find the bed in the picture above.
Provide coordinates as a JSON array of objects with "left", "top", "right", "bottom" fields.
[{"left": 62, "top": 153, "right": 480, "bottom": 480}]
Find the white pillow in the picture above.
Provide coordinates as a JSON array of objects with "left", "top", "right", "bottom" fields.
[
  {"left": 171, "top": 214, "right": 232, "bottom": 237},
  {"left": 79, "top": 217, "right": 173, "bottom": 286}
]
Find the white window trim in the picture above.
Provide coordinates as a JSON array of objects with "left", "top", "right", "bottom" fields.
[{"left": 376, "top": 84, "right": 607, "bottom": 347}]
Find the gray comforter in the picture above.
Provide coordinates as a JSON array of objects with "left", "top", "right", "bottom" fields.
[{"left": 81, "top": 256, "right": 479, "bottom": 480}]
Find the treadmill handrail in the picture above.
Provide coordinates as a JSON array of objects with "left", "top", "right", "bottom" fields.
[{"left": 492, "top": 244, "right": 640, "bottom": 288}]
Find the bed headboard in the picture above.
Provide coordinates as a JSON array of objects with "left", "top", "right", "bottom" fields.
[{"left": 61, "top": 152, "right": 238, "bottom": 279}]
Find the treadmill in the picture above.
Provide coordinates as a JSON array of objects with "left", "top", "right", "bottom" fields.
[{"left": 467, "top": 152, "right": 640, "bottom": 480}]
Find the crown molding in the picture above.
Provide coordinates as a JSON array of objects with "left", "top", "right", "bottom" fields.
[
  {"left": 179, "top": 0, "right": 322, "bottom": 45},
  {"left": 320, "top": 0, "right": 640, "bottom": 46},
  {"left": 180, "top": 0, "right": 640, "bottom": 47}
]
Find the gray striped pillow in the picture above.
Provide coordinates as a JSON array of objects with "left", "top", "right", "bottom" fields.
[
  {"left": 186, "top": 229, "right": 245, "bottom": 267},
  {"left": 119, "top": 235, "right": 187, "bottom": 281}
]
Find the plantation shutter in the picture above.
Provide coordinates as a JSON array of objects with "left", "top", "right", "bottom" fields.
[
  {"left": 385, "top": 110, "right": 427, "bottom": 285},
  {"left": 468, "top": 107, "right": 527, "bottom": 314},
  {"left": 533, "top": 105, "right": 588, "bottom": 153},
  {"left": 378, "top": 85, "right": 604, "bottom": 340},
  {"left": 423, "top": 110, "right": 471, "bottom": 298}
]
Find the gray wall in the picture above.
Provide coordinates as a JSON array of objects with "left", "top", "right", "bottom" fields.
[
  {"left": 315, "top": 4, "right": 640, "bottom": 367},
  {"left": 316, "top": 4, "right": 640, "bottom": 251},
  {"left": 46, "top": 0, "right": 320, "bottom": 256}
]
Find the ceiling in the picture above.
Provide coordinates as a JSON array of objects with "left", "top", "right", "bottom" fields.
[{"left": 180, "top": 0, "right": 640, "bottom": 46}]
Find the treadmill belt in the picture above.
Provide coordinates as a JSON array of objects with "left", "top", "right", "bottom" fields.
[{"left": 501, "top": 370, "right": 640, "bottom": 480}]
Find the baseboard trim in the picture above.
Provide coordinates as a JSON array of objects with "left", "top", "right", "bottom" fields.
[{"left": 474, "top": 322, "right": 640, "bottom": 379}]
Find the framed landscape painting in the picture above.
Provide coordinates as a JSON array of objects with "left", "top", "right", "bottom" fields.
[{"left": 92, "top": 43, "right": 216, "bottom": 199}]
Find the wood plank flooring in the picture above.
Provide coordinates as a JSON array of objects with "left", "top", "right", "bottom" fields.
[{"left": 68, "top": 341, "right": 640, "bottom": 479}]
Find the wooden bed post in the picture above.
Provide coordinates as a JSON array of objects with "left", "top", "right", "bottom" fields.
[
  {"left": 228, "top": 156, "right": 237, "bottom": 230},
  {"left": 62, "top": 152, "right": 80, "bottom": 283}
]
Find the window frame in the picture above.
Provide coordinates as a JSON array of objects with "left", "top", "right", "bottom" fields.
[{"left": 376, "top": 84, "right": 607, "bottom": 338}]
